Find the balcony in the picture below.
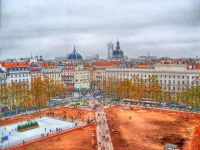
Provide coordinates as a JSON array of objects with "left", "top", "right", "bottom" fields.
[
  {"left": 61, "top": 75, "right": 74, "bottom": 77},
  {"left": 43, "top": 71, "right": 61, "bottom": 74},
  {"left": 64, "top": 82, "right": 74, "bottom": 85}
]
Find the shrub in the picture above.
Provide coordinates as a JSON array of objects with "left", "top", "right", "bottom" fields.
[
  {"left": 17, "top": 121, "right": 38, "bottom": 131},
  {"left": 87, "top": 118, "right": 90, "bottom": 124}
]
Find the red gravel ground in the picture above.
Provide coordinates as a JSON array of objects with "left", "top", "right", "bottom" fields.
[
  {"left": 0, "top": 107, "right": 97, "bottom": 150},
  {"left": 0, "top": 107, "right": 94, "bottom": 126},
  {"left": 105, "top": 106, "right": 200, "bottom": 150},
  {"left": 16, "top": 125, "right": 97, "bottom": 150}
]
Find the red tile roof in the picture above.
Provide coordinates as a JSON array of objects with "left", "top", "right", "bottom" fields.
[
  {"left": 37, "top": 62, "right": 58, "bottom": 67},
  {"left": 194, "top": 63, "right": 200, "bottom": 69},
  {"left": 29, "top": 67, "right": 41, "bottom": 71},
  {"left": 0, "top": 62, "right": 29, "bottom": 67},
  {"left": 61, "top": 68, "right": 75, "bottom": 70},
  {"left": 94, "top": 61, "right": 120, "bottom": 66},
  {"left": 135, "top": 64, "right": 150, "bottom": 69}
]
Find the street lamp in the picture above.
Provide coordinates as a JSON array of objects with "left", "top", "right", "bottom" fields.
[{"left": 21, "top": 113, "right": 22, "bottom": 126}]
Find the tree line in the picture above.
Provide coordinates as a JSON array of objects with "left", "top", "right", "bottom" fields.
[
  {"left": 103, "top": 74, "right": 200, "bottom": 110},
  {"left": 0, "top": 76, "right": 69, "bottom": 120}
]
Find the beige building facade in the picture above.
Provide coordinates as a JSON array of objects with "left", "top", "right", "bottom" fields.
[{"left": 106, "top": 64, "right": 200, "bottom": 93}]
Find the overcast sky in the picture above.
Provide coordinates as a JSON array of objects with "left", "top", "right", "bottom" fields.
[{"left": 0, "top": 0, "right": 199, "bottom": 60}]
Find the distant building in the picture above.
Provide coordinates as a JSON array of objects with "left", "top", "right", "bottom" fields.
[
  {"left": 34, "top": 55, "right": 44, "bottom": 62},
  {"left": 112, "top": 41, "right": 124, "bottom": 60},
  {"left": 68, "top": 46, "right": 83, "bottom": 64},
  {"left": 55, "top": 57, "right": 68, "bottom": 61},
  {"left": 139, "top": 52, "right": 157, "bottom": 61},
  {"left": 85, "top": 54, "right": 99, "bottom": 60},
  {"left": 108, "top": 42, "right": 114, "bottom": 59},
  {"left": 68, "top": 46, "right": 83, "bottom": 60}
]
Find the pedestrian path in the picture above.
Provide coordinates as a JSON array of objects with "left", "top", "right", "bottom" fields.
[{"left": 95, "top": 108, "right": 113, "bottom": 150}]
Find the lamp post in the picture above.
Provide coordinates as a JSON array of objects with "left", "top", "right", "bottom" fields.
[{"left": 21, "top": 113, "right": 22, "bottom": 126}]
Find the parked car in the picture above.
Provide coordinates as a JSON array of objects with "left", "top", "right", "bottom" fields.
[
  {"left": 193, "top": 108, "right": 200, "bottom": 111},
  {"left": 159, "top": 103, "right": 166, "bottom": 107},
  {"left": 177, "top": 105, "right": 185, "bottom": 109},
  {"left": 169, "top": 104, "right": 176, "bottom": 109}
]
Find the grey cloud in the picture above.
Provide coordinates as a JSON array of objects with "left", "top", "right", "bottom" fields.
[{"left": 0, "top": 0, "right": 199, "bottom": 60}]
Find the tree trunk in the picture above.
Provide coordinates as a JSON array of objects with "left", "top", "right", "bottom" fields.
[
  {"left": 15, "top": 106, "right": 18, "bottom": 115},
  {"left": 0, "top": 103, "right": 2, "bottom": 121},
  {"left": 9, "top": 105, "right": 12, "bottom": 116}
]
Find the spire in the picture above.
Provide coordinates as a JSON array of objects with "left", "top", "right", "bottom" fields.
[
  {"left": 73, "top": 45, "right": 76, "bottom": 53},
  {"left": 116, "top": 40, "right": 120, "bottom": 50},
  {"left": 31, "top": 53, "right": 33, "bottom": 59}
]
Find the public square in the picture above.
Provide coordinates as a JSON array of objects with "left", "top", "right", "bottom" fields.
[
  {"left": 105, "top": 106, "right": 200, "bottom": 150},
  {"left": 0, "top": 117, "right": 75, "bottom": 148}
]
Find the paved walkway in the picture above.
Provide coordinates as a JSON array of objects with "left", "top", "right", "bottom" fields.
[{"left": 95, "top": 108, "right": 113, "bottom": 150}]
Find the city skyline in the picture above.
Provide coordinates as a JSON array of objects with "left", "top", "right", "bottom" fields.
[{"left": 0, "top": 0, "right": 199, "bottom": 60}]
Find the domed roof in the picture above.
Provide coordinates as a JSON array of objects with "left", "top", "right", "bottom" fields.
[
  {"left": 113, "top": 49, "right": 123, "bottom": 55},
  {"left": 68, "top": 46, "right": 83, "bottom": 60}
]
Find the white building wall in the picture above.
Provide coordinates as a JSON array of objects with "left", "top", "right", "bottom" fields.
[{"left": 106, "top": 65, "right": 200, "bottom": 93}]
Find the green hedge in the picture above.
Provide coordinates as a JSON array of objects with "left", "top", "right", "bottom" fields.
[{"left": 17, "top": 121, "right": 38, "bottom": 131}]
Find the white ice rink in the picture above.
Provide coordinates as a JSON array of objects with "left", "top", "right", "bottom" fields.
[{"left": 0, "top": 117, "right": 75, "bottom": 148}]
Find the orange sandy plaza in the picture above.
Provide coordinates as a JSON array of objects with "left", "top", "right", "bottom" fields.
[{"left": 1, "top": 106, "right": 200, "bottom": 150}]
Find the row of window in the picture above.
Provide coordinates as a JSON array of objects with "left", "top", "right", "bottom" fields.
[
  {"left": 32, "top": 74, "right": 42, "bottom": 77},
  {"left": 110, "top": 73, "right": 198, "bottom": 81},
  {"left": 63, "top": 73, "right": 74, "bottom": 76},
  {"left": 43, "top": 70, "right": 59, "bottom": 73},
  {"left": 160, "top": 80, "right": 199, "bottom": 85},
  {"left": 160, "top": 75, "right": 197, "bottom": 79},
  {"left": 163, "top": 86, "right": 185, "bottom": 92},
  {"left": 11, "top": 79, "right": 29, "bottom": 83},
  {"left": 75, "top": 72, "right": 89, "bottom": 74},
  {"left": 49, "top": 74, "right": 61, "bottom": 78},
  {"left": 75, "top": 78, "right": 89, "bottom": 82},
  {"left": 0, "top": 74, "right": 6, "bottom": 78},
  {"left": 44, "top": 67, "right": 56, "bottom": 69},
  {"left": 11, "top": 73, "right": 29, "bottom": 78},
  {"left": 0, "top": 80, "right": 6, "bottom": 84},
  {"left": 9, "top": 67, "right": 28, "bottom": 72}
]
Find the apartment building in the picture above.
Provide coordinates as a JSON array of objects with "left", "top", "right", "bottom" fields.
[
  {"left": 106, "top": 64, "right": 200, "bottom": 93},
  {"left": 37, "top": 62, "right": 61, "bottom": 83},
  {"left": 61, "top": 68, "right": 75, "bottom": 87},
  {"left": 0, "top": 62, "right": 31, "bottom": 87},
  {"left": 29, "top": 67, "right": 43, "bottom": 83},
  {"left": 0, "top": 69, "right": 7, "bottom": 85},
  {"left": 74, "top": 65, "right": 90, "bottom": 90}
]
